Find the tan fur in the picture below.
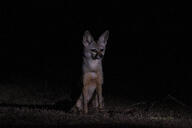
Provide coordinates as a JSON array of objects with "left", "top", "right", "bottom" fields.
[
  {"left": 83, "top": 72, "right": 103, "bottom": 87},
  {"left": 71, "top": 30, "right": 109, "bottom": 114}
]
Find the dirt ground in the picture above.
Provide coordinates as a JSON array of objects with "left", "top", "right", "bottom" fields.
[{"left": 0, "top": 84, "right": 192, "bottom": 128}]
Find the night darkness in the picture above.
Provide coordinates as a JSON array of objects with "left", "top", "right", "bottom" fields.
[{"left": 0, "top": 3, "right": 192, "bottom": 127}]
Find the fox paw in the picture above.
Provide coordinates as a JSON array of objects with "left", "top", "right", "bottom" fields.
[{"left": 69, "top": 106, "right": 84, "bottom": 114}]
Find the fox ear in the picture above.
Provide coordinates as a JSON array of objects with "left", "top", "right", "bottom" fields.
[
  {"left": 98, "top": 30, "right": 109, "bottom": 46},
  {"left": 83, "top": 30, "right": 94, "bottom": 47}
]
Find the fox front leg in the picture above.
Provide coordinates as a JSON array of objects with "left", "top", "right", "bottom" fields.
[
  {"left": 92, "top": 92, "right": 99, "bottom": 108},
  {"left": 91, "top": 92, "right": 105, "bottom": 111},
  {"left": 83, "top": 87, "right": 88, "bottom": 114},
  {"left": 96, "top": 85, "right": 103, "bottom": 109}
]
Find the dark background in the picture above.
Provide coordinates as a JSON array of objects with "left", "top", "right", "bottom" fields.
[{"left": 0, "top": 3, "right": 191, "bottom": 105}]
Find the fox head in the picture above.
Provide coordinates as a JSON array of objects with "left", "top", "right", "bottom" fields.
[{"left": 83, "top": 30, "right": 109, "bottom": 60}]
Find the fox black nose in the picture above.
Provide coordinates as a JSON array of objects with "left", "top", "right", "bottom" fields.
[{"left": 93, "top": 53, "right": 103, "bottom": 59}]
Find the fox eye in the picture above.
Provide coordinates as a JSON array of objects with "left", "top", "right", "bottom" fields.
[{"left": 91, "top": 49, "right": 97, "bottom": 52}]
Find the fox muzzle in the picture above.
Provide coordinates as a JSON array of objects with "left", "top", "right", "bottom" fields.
[{"left": 92, "top": 53, "right": 103, "bottom": 59}]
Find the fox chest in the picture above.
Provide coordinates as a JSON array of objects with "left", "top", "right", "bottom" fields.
[
  {"left": 83, "top": 72, "right": 103, "bottom": 86},
  {"left": 89, "top": 60, "right": 100, "bottom": 70}
]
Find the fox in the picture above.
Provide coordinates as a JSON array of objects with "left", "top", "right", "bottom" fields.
[{"left": 71, "top": 30, "right": 109, "bottom": 114}]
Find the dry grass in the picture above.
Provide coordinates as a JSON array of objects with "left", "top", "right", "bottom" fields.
[{"left": 0, "top": 83, "right": 192, "bottom": 128}]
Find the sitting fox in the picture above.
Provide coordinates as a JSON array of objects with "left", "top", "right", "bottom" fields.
[{"left": 71, "top": 30, "right": 109, "bottom": 114}]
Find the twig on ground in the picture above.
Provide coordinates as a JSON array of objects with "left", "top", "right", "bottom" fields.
[{"left": 167, "top": 95, "right": 188, "bottom": 107}]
